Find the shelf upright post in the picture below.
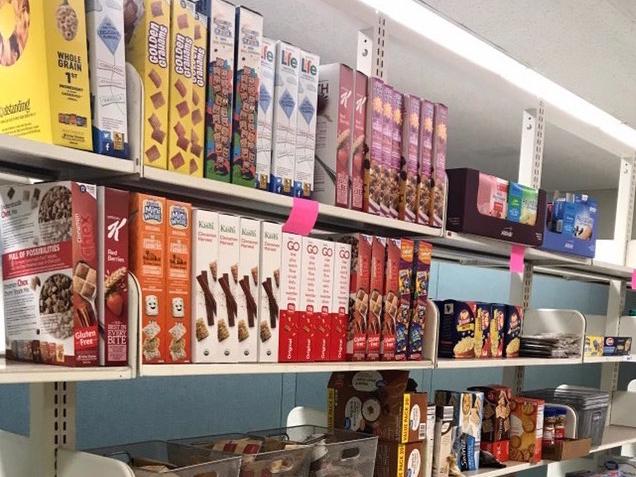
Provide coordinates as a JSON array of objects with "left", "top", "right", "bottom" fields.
[
  {"left": 357, "top": 14, "right": 386, "bottom": 80},
  {"left": 613, "top": 154, "right": 636, "bottom": 265}
]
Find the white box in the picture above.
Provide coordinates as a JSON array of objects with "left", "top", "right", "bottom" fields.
[
  {"left": 300, "top": 237, "right": 323, "bottom": 313},
  {"left": 293, "top": 50, "right": 320, "bottom": 198},
  {"left": 191, "top": 209, "right": 219, "bottom": 363},
  {"left": 256, "top": 37, "right": 276, "bottom": 191},
  {"left": 215, "top": 214, "right": 240, "bottom": 361},
  {"left": 236, "top": 218, "right": 261, "bottom": 361},
  {"left": 86, "top": 0, "right": 128, "bottom": 157},
  {"left": 270, "top": 41, "right": 300, "bottom": 195},
  {"left": 258, "top": 222, "right": 282, "bottom": 362}
]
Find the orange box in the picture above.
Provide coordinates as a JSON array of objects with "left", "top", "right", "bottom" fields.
[
  {"left": 165, "top": 200, "right": 192, "bottom": 363},
  {"left": 510, "top": 396, "right": 544, "bottom": 462},
  {"left": 129, "top": 193, "right": 167, "bottom": 364}
]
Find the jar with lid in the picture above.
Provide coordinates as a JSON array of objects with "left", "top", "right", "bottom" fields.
[
  {"left": 543, "top": 408, "right": 557, "bottom": 449},
  {"left": 555, "top": 409, "right": 567, "bottom": 440}
]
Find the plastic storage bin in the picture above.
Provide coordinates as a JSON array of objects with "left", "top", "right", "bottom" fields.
[
  {"left": 87, "top": 440, "right": 242, "bottom": 476},
  {"left": 249, "top": 425, "right": 378, "bottom": 477},
  {"left": 171, "top": 433, "right": 312, "bottom": 477}
]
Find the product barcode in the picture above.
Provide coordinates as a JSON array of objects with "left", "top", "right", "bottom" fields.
[{"left": 419, "top": 423, "right": 426, "bottom": 440}]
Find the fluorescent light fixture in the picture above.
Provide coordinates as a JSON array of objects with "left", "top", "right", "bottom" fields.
[{"left": 359, "top": 0, "right": 636, "bottom": 151}]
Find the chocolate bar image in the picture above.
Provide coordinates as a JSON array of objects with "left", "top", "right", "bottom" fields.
[
  {"left": 196, "top": 270, "right": 217, "bottom": 326},
  {"left": 219, "top": 273, "right": 237, "bottom": 327},
  {"left": 239, "top": 276, "right": 258, "bottom": 327}
]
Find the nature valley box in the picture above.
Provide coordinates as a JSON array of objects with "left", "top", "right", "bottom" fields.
[{"left": 0, "top": 0, "right": 92, "bottom": 150}]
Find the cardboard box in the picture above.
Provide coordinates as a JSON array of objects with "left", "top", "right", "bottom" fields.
[
  {"left": 279, "top": 233, "right": 303, "bottom": 362},
  {"left": 165, "top": 200, "right": 192, "bottom": 363},
  {"left": 381, "top": 238, "right": 401, "bottom": 361},
  {"left": 490, "top": 304, "right": 506, "bottom": 358},
  {"left": 395, "top": 239, "right": 414, "bottom": 360},
  {"left": 86, "top": 0, "right": 128, "bottom": 157},
  {"left": 380, "top": 85, "right": 394, "bottom": 217},
  {"left": 216, "top": 214, "right": 240, "bottom": 362},
  {"left": 399, "top": 95, "right": 421, "bottom": 222},
  {"left": 330, "top": 242, "right": 352, "bottom": 361},
  {"left": 432, "top": 405, "right": 454, "bottom": 477},
  {"left": 0, "top": 0, "right": 92, "bottom": 150},
  {"left": 468, "top": 385, "right": 512, "bottom": 462},
  {"left": 430, "top": 103, "right": 448, "bottom": 227},
  {"left": 367, "top": 236, "right": 386, "bottom": 360},
  {"left": 236, "top": 218, "right": 260, "bottom": 361},
  {"left": 542, "top": 438, "right": 592, "bottom": 461},
  {"left": 584, "top": 335, "right": 604, "bottom": 357},
  {"left": 408, "top": 241, "right": 432, "bottom": 360},
  {"left": 363, "top": 77, "right": 384, "bottom": 214},
  {"left": 475, "top": 303, "right": 491, "bottom": 359},
  {"left": 387, "top": 88, "right": 403, "bottom": 218},
  {"left": 439, "top": 300, "right": 476, "bottom": 359},
  {"left": 298, "top": 236, "right": 321, "bottom": 361},
  {"left": 509, "top": 397, "right": 544, "bottom": 462},
  {"left": 314, "top": 63, "right": 354, "bottom": 207},
  {"left": 604, "top": 336, "right": 633, "bottom": 356},
  {"left": 191, "top": 209, "right": 219, "bottom": 363},
  {"left": 423, "top": 404, "right": 436, "bottom": 477},
  {"left": 416, "top": 100, "right": 435, "bottom": 225},
  {"left": 350, "top": 71, "right": 368, "bottom": 211},
  {"left": 231, "top": 6, "right": 263, "bottom": 187},
  {"left": 258, "top": 222, "right": 282, "bottom": 362},
  {"left": 375, "top": 441, "right": 425, "bottom": 477},
  {"left": 315, "top": 240, "right": 335, "bottom": 361},
  {"left": 255, "top": 37, "right": 276, "bottom": 191},
  {"left": 125, "top": 0, "right": 171, "bottom": 168},
  {"left": 1, "top": 182, "right": 98, "bottom": 366},
  {"left": 270, "top": 41, "right": 300, "bottom": 195},
  {"left": 189, "top": 11, "right": 207, "bottom": 175},
  {"left": 293, "top": 50, "right": 320, "bottom": 198},
  {"left": 97, "top": 187, "right": 130, "bottom": 366},
  {"left": 130, "top": 193, "right": 166, "bottom": 364},
  {"left": 504, "top": 305, "right": 523, "bottom": 358},
  {"left": 205, "top": 0, "right": 235, "bottom": 181}
]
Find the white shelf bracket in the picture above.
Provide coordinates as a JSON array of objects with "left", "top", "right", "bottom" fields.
[
  {"left": 367, "top": 14, "right": 386, "bottom": 80},
  {"left": 518, "top": 103, "right": 545, "bottom": 189},
  {"left": 613, "top": 155, "right": 636, "bottom": 265}
]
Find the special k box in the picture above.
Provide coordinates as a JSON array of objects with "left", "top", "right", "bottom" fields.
[
  {"left": 381, "top": 238, "right": 401, "bottom": 361},
  {"left": 330, "top": 241, "right": 351, "bottom": 361},
  {"left": 189, "top": 11, "right": 207, "bottom": 174},
  {"left": 216, "top": 214, "right": 240, "bottom": 362},
  {"left": 236, "top": 218, "right": 260, "bottom": 361},
  {"left": 416, "top": 100, "right": 434, "bottom": 225},
  {"left": 258, "top": 222, "right": 282, "bottom": 362},
  {"left": 279, "top": 233, "right": 303, "bottom": 362},
  {"left": 125, "top": 0, "right": 171, "bottom": 168},
  {"left": 399, "top": 95, "right": 421, "bottom": 222},
  {"left": 0, "top": 0, "right": 92, "bottom": 150},
  {"left": 255, "top": 37, "right": 276, "bottom": 191},
  {"left": 350, "top": 71, "right": 368, "bottom": 211},
  {"left": 129, "top": 193, "right": 166, "bottom": 364},
  {"left": 98, "top": 187, "right": 130, "bottom": 367},
  {"left": 298, "top": 236, "right": 322, "bottom": 362},
  {"left": 363, "top": 77, "right": 384, "bottom": 215},
  {"left": 367, "top": 235, "right": 386, "bottom": 360}
]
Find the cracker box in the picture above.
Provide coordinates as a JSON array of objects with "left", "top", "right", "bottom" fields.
[
  {"left": 167, "top": 0, "right": 196, "bottom": 176},
  {"left": 408, "top": 241, "right": 432, "bottom": 360},
  {"left": 416, "top": 100, "right": 435, "bottom": 225},
  {"left": 315, "top": 240, "right": 335, "bottom": 361},
  {"left": 387, "top": 88, "right": 403, "bottom": 218},
  {"left": 509, "top": 397, "right": 544, "bottom": 462},
  {"left": 469, "top": 385, "right": 512, "bottom": 462},
  {"left": 231, "top": 6, "right": 263, "bottom": 187},
  {"left": 314, "top": 63, "right": 353, "bottom": 207},
  {"left": 165, "top": 200, "right": 192, "bottom": 363},
  {"left": 367, "top": 235, "right": 386, "bottom": 360},
  {"left": 216, "top": 214, "right": 241, "bottom": 362},
  {"left": 430, "top": 103, "right": 448, "bottom": 227},
  {"left": 236, "top": 218, "right": 260, "bottom": 361},
  {"left": 375, "top": 441, "right": 426, "bottom": 477},
  {"left": 330, "top": 241, "right": 351, "bottom": 361},
  {"left": 270, "top": 41, "right": 300, "bottom": 195},
  {"left": 205, "top": 0, "right": 235, "bottom": 181},
  {"left": 0, "top": 182, "right": 98, "bottom": 366},
  {"left": 125, "top": 0, "right": 171, "bottom": 168},
  {"left": 584, "top": 335, "right": 604, "bottom": 357},
  {"left": 97, "top": 187, "right": 130, "bottom": 366},
  {"left": 380, "top": 85, "right": 394, "bottom": 217},
  {"left": 399, "top": 95, "right": 421, "bottom": 222},
  {"left": 504, "top": 305, "right": 523, "bottom": 358},
  {"left": 475, "top": 303, "right": 491, "bottom": 359},
  {"left": 279, "top": 233, "right": 303, "bottom": 362},
  {"left": 0, "top": 0, "right": 92, "bottom": 150},
  {"left": 490, "top": 304, "right": 506, "bottom": 358},
  {"left": 439, "top": 300, "right": 476, "bottom": 359},
  {"left": 86, "top": 0, "right": 128, "bottom": 157},
  {"left": 381, "top": 238, "right": 401, "bottom": 361},
  {"left": 293, "top": 50, "right": 320, "bottom": 198},
  {"left": 189, "top": 11, "right": 207, "bottom": 175},
  {"left": 258, "top": 222, "right": 282, "bottom": 362},
  {"left": 255, "top": 37, "right": 276, "bottom": 190},
  {"left": 350, "top": 71, "right": 368, "bottom": 210},
  {"left": 396, "top": 239, "right": 414, "bottom": 360},
  {"left": 191, "top": 209, "right": 219, "bottom": 363},
  {"left": 363, "top": 77, "right": 384, "bottom": 214}
]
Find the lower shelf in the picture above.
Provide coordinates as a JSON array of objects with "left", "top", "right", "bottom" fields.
[
  {"left": 0, "top": 358, "right": 134, "bottom": 384},
  {"left": 583, "top": 355, "right": 635, "bottom": 363},
  {"left": 436, "top": 357, "right": 583, "bottom": 368}
]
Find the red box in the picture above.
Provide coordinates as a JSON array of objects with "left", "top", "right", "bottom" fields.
[
  {"left": 396, "top": 239, "right": 414, "bottom": 360},
  {"left": 330, "top": 242, "right": 351, "bottom": 360},
  {"left": 482, "top": 441, "right": 510, "bottom": 463},
  {"left": 350, "top": 71, "right": 368, "bottom": 210},
  {"left": 416, "top": 100, "right": 434, "bottom": 225},
  {"left": 315, "top": 240, "right": 334, "bottom": 361},
  {"left": 430, "top": 103, "right": 448, "bottom": 227},
  {"left": 367, "top": 236, "right": 386, "bottom": 360},
  {"left": 381, "top": 238, "right": 400, "bottom": 360},
  {"left": 279, "top": 233, "right": 303, "bottom": 362}
]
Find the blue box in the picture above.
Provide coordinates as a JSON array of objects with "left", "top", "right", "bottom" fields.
[{"left": 542, "top": 194, "right": 597, "bottom": 257}]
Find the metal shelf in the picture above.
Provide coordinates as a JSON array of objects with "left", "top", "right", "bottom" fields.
[
  {"left": 0, "top": 359, "right": 134, "bottom": 384},
  {"left": 436, "top": 357, "right": 583, "bottom": 369}
]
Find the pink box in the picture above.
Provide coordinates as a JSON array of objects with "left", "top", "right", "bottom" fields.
[
  {"left": 350, "top": 71, "right": 368, "bottom": 210},
  {"left": 330, "top": 241, "right": 351, "bottom": 361},
  {"left": 416, "top": 100, "right": 435, "bottom": 225},
  {"left": 399, "top": 95, "right": 421, "bottom": 222},
  {"left": 430, "top": 103, "right": 448, "bottom": 227},
  {"left": 279, "top": 233, "right": 303, "bottom": 362},
  {"left": 363, "top": 78, "right": 384, "bottom": 215}
]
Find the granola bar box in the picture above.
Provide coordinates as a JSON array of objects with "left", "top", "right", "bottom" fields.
[
  {"left": 0, "top": 0, "right": 92, "bottom": 150},
  {"left": 125, "top": 0, "right": 171, "bottom": 168},
  {"left": 439, "top": 300, "right": 476, "bottom": 359},
  {"left": 0, "top": 182, "right": 98, "bottom": 366},
  {"left": 97, "top": 187, "right": 129, "bottom": 366}
]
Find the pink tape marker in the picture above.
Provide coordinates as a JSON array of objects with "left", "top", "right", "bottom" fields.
[
  {"left": 282, "top": 197, "right": 319, "bottom": 236},
  {"left": 631, "top": 270, "right": 636, "bottom": 290},
  {"left": 510, "top": 245, "right": 525, "bottom": 273}
]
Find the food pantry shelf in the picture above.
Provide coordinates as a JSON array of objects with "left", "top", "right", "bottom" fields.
[
  {"left": 583, "top": 355, "right": 635, "bottom": 363},
  {"left": 436, "top": 357, "right": 583, "bottom": 368},
  {"left": 0, "top": 359, "right": 134, "bottom": 384}
]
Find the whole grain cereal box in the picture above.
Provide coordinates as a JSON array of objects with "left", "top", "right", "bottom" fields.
[
  {"left": 408, "top": 241, "right": 432, "bottom": 360},
  {"left": 381, "top": 238, "right": 400, "bottom": 361},
  {"left": 231, "top": 6, "right": 263, "bottom": 187},
  {"left": 205, "top": 0, "right": 235, "bottom": 182},
  {"left": 399, "top": 95, "right": 421, "bottom": 222},
  {"left": 258, "top": 222, "right": 282, "bottom": 362},
  {"left": 279, "top": 233, "right": 303, "bottom": 362},
  {"left": 387, "top": 88, "right": 403, "bottom": 218},
  {"left": 350, "top": 71, "right": 368, "bottom": 210},
  {"left": 380, "top": 85, "right": 394, "bottom": 217},
  {"left": 363, "top": 77, "right": 384, "bottom": 215},
  {"left": 395, "top": 239, "right": 414, "bottom": 360},
  {"left": 367, "top": 235, "right": 386, "bottom": 360},
  {"left": 430, "top": 103, "right": 448, "bottom": 227},
  {"left": 330, "top": 241, "right": 351, "bottom": 361},
  {"left": 236, "top": 218, "right": 260, "bottom": 361},
  {"left": 189, "top": 11, "right": 207, "bottom": 175},
  {"left": 416, "top": 100, "right": 434, "bottom": 225},
  {"left": 86, "top": 0, "right": 129, "bottom": 158},
  {"left": 124, "top": 0, "right": 171, "bottom": 168},
  {"left": 255, "top": 37, "right": 276, "bottom": 191}
]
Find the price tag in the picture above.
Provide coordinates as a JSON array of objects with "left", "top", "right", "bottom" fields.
[
  {"left": 282, "top": 197, "right": 319, "bottom": 236},
  {"left": 631, "top": 270, "right": 636, "bottom": 290},
  {"left": 510, "top": 245, "right": 525, "bottom": 273}
]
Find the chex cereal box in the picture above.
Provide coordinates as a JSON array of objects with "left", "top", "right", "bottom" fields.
[{"left": 255, "top": 37, "right": 276, "bottom": 190}]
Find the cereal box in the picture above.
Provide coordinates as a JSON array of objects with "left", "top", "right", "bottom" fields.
[
  {"left": 350, "top": 71, "right": 368, "bottom": 210},
  {"left": 408, "top": 241, "right": 432, "bottom": 360},
  {"left": 167, "top": 0, "right": 196, "bottom": 176},
  {"left": 417, "top": 100, "right": 434, "bottom": 225},
  {"left": 231, "top": 6, "right": 263, "bottom": 187},
  {"left": 314, "top": 63, "right": 354, "bottom": 207},
  {"left": 430, "top": 103, "right": 448, "bottom": 227},
  {"left": 475, "top": 303, "right": 491, "bottom": 359},
  {"left": 279, "top": 233, "right": 303, "bottom": 362},
  {"left": 490, "top": 304, "right": 506, "bottom": 358},
  {"left": 315, "top": 240, "right": 334, "bottom": 361},
  {"left": 367, "top": 236, "right": 386, "bottom": 360},
  {"left": 293, "top": 50, "right": 320, "bottom": 198},
  {"left": 129, "top": 193, "right": 166, "bottom": 364},
  {"left": 381, "top": 238, "right": 400, "bottom": 361},
  {"left": 395, "top": 239, "right": 414, "bottom": 360},
  {"left": 258, "top": 222, "right": 282, "bottom": 362},
  {"left": 509, "top": 397, "right": 544, "bottom": 462},
  {"left": 165, "top": 200, "right": 192, "bottom": 363},
  {"left": 125, "top": 0, "right": 171, "bottom": 168},
  {"left": 191, "top": 209, "right": 219, "bottom": 363},
  {"left": 0, "top": 182, "right": 98, "bottom": 366},
  {"left": 270, "top": 41, "right": 300, "bottom": 195},
  {"left": 504, "top": 305, "right": 523, "bottom": 358},
  {"left": 255, "top": 37, "right": 276, "bottom": 190},
  {"left": 469, "top": 385, "right": 512, "bottom": 462},
  {"left": 0, "top": 0, "right": 92, "bottom": 150},
  {"left": 330, "top": 241, "right": 351, "bottom": 361},
  {"left": 97, "top": 187, "right": 129, "bottom": 366},
  {"left": 380, "top": 85, "right": 394, "bottom": 217},
  {"left": 216, "top": 214, "right": 241, "bottom": 361},
  {"left": 387, "top": 88, "right": 403, "bottom": 218},
  {"left": 205, "top": 0, "right": 235, "bottom": 181},
  {"left": 439, "top": 300, "right": 476, "bottom": 359},
  {"left": 363, "top": 77, "right": 384, "bottom": 215},
  {"left": 236, "top": 218, "right": 260, "bottom": 361},
  {"left": 399, "top": 95, "right": 421, "bottom": 222},
  {"left": 86, "top": 0, "right": 128, "bottom": 157},
  {"left": 189, "top": 11, "right": 207, "bottom": 175},
  {"left": 375, "top": 441, "right": 426, "bottom": 477}
]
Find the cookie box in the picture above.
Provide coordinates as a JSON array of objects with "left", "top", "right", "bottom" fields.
[
  {"left": 509, "top": 396, "right": 544, "bottom": 462},
  {"left": 468, "top": 385, "right": 512, "bottom": 462}
]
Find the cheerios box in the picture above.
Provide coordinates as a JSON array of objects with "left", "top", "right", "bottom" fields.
[
  {"left": 124, "top": 0, "right": 171, "bottom": 168},
  {"left": 0, "top": 0, "right": 92, "bottom": 150}
]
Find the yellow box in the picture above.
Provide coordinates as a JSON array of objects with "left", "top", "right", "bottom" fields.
[
  {"left": 188, "top": 10, "right": 206, "bottom": 177},
  {"left": 124, "top": 0, "right": 171, "bottom": 169},
  {"left": 585, "top": 335, "right": 604, "bottom": 357},
  {"left": 0, "top": 0, "right": 92, "bottom": 150}
]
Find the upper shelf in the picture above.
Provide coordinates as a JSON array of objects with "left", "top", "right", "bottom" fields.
[{"left": 0, "top": 359, "right": 134, "bottom": 384}]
